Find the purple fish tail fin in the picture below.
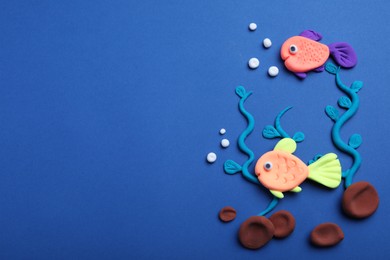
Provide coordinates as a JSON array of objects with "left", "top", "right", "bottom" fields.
[{"left": 328, "top": 42, "right": 358, "bottom": 68}]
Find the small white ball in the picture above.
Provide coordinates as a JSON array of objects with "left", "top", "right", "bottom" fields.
[
  {"left": 207, "top": 152, "right": 217, "bottom": 163},
  {"left": 249, "top": 23, "right": 257, "bottom": 31},
  {"left": 268, "top": 66, "right": 279, "bottom": 77},
  {"left": 263, "top": 38, "right": 272, "bottom": 48},
  {"left": 248, "top": 58, "right": 260, "bottom": 69},
  {"left": 221, "top": 139, "right": 230, "bottom": 148},
  {"left": 219, "top": 128, "right": 226, "bottom": 135}
]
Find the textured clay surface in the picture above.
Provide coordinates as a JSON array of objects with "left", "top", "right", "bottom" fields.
[
  {"left": 255, "top": 151, "right": 309, "bottom": 192},
  {"left": 310, "top": 222, "right": 344, "bottom": 247},
  {"left": 281, "top": 36, "right": 330, "bottom": 72},
  {"left": 238, "top": 216, "right": 275, "bottom": 249},
  {"left": 219, "top": 206, "right": 237, "bottom": 222},
  {"left": 342, "top": 181, "right": 379, "bottom": 218},
  {"left": 269, "top": 210, "right": 296, "bottom": 238}
]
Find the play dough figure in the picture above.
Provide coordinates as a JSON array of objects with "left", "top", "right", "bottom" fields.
[
  {"left": 280, "top": 30, "right": 357, "bottom": 79},
  {"left": 255, "top": 138, "right": 342, "bottom": 198},
  {"left": 224, "top": 87, "right": 343, "bottom": 214}
]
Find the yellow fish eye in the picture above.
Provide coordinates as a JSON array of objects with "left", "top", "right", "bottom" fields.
[
  {"left": 289, "top": 44, "right": 298, "bottom": 54},
  {"left": 264, "top": 162, "right": 273, "bottom": 171}
]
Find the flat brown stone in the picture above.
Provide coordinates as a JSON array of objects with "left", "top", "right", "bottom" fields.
[
  {"left": 219, "top": 206, "right": 237, "bottom": 222},
  {"left": 310, "top": 222, "right": 344, "bottom": 247},
  {"left": 269, "top": 210, "right": 295, "bottom": 238},
  {"left": 342, "top": 181, "right": 379, "bottom": 218},
  {"left": 238, "top": 216, "right": 274, "bottom": 249}
]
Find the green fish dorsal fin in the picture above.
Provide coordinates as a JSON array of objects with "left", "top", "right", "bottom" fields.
[{"left": 273, "top": 138, "right": 297, "bottom": 153}]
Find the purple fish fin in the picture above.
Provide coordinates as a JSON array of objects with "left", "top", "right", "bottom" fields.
[
  {"left": 299, "top": 30, "right": 323, "bottom": 41},
  {"left": 328, "top": 42, "right": 358, "bottom": 68},
  {"left": 295, "top": 72, "right": 307, "bottom": 79},
  {"left": 314, "top": 65, "right": 325, "bottom": 72}
]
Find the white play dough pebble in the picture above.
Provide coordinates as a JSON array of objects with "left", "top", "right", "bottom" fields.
[
  {"left": 249, "top": 23, "right": 257, "bottom": 31},
  {"left": 221, "top": 139, "right": 230, "bottom": 148},
  {"left": 263, "top": 38, "right": 272, "bottom": 48},
  {"left": 220, "top": 128, "right": 226, "bottom": 135},
  {"left": 248, "top": 58, "right": 260, "bottom": 69},
  {"left": 268, "top": 66, "right": 279, "bottom": 77},
  {"left": 207, "top": 152, "right": 217, "bottom": 163}
]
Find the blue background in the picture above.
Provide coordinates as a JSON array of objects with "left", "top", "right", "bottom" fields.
[{"left": 0, "top": 0, "right": 389, "bottom": 259}]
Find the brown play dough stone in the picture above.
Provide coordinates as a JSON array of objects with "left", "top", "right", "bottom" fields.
[
  {"left": 269, "top": 210, "right": 295, "bottom": 238},
  {"left": 238, "top": 216, "right": 274, "bottom": 249},
  {"left": 219, "top": 206, "right": 237, "bottom": 222},
  {"left": 342, "top": 181, "right": 379, "bottom": 218},
  {"left": 310, "top": 223, "right": 344, "bottom": 247}
]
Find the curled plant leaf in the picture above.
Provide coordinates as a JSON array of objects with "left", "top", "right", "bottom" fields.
[
  {"left": 308, "top": 154, "right": 323, "bottom": 165},
  {"left": 348, "top": 134, "right": 362, "bottom": 149},
  {"left": 262, "top": 125, "right": 281, "bottom": 139},
  {"left": 325, "top": 105, "right": 339, "bottom": 121},
  {"left": 338, "top": 96, "right": 352, "bottom": 109},
  {"left": 224, "top": 160, "right": 242, "bottom": 174},
  {"left": 235, "top": 86, "right": 247, "bottom": 98},
  {"left": 351, "top": 81, "right": 363, "bottom": 93},
  {"left": 325, "top": 63, "right": 338, "bottom": 75},
  {"left": 292, "top": 132, "right": 305, "bottom": 142}
]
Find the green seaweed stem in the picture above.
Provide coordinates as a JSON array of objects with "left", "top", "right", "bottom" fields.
[
  {"left": 226, "top": 87, "right": 259, "bottom": 184},
  {"left": 326, "top": 64, "right": 362, "bottom": 188},
  {"left": 257, "top": 197, "right": 279, "bottom": 216},
  {"left": 262, "top": 107, "right": 305, "bottom": 142},
  {"left": 224, "top": 86, "right": 279, "bottom": 215},
  {"left": 275, "top": 106, "right": 293, "bottom": 138}
]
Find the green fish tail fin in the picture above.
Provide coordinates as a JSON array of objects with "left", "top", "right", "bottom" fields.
[{"left": 307, "top": 153, "right": 342, "bottom": 188}]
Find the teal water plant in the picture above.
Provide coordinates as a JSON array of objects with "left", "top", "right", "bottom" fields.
[
  {"left": 223, "top": 86, "right": 279, "bottom": 216},
  {"left": 262, "top": 106, "right": 305, "bottom": 143},
  {"left": 224, "top": 85, "right": 344, "bottom": 217},
  {"left": 324, "top": 62, "right": 363, "bottom": 188},
  {"left": 324, "top": 62, "right": 379, "bottom": 218}
]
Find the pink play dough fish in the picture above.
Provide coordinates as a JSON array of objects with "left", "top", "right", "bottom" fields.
[
  {"left": 280, "top": 30, "right": 357, "bottom": 79},
  {"left": 254, "top": 138, "right": 342, "bottom": 198}
]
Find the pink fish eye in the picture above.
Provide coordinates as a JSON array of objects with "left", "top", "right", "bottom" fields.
[
  {"left": 264, "top": 162, "right": 273, "bottom": 171},
  {"left": 289, "top": 45, "right": 298, "bottom": 54}
]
